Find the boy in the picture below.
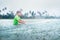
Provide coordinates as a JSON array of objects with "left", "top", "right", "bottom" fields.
[{"left": 13, "top": 11, "right": 25, "bottom": 25}]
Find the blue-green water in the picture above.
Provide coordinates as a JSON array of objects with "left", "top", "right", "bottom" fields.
[{"left": 0, "top": 19, "right": 60, "bottom": 40}]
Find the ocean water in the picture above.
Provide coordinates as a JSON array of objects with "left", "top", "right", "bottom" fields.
[{"left": 0, "top": 19, "right": 60, "bottom": 40}]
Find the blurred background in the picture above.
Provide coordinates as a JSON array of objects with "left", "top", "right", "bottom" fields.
[{"left": 0, "top": 0, "right": 60, "bottom": 19}]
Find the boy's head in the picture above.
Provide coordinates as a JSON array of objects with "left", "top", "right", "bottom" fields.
[{"left": 16, "top": 11, "right": 22, "bottom": 16}]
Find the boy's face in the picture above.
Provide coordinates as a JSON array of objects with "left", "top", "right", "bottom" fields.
[{"left": 18, "top": 13, "right": 22, "bottom": 16}]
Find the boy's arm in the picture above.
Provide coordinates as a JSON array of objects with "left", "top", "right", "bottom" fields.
[
  {"left": 18, "top": 20, "right": 25, "bottom": 24},
  {"left": 16, "top": 16, "right": 25, "bottom": 24}
]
